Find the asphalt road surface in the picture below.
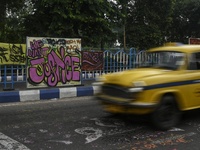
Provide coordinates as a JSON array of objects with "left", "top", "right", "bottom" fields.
[{"left": 0, "top": 96, "right": 200, "bottom": 150}]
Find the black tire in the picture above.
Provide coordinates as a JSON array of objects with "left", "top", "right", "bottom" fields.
[{"left": 151, "top": 95, "right": 181, "bottom": 130}]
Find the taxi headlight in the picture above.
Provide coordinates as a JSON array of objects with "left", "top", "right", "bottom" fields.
[
  {"left": 92, "top": 82, "right": 104, "bottom": 86},
  {"left": 95, "top": 76, "right": 106, "bottom": 82},
  {"left": 128, "top": 87, "right": 143, "bottom": 93},
  {"left": 133, "top": 81, "right": 146, "bottom": 87},
  {"left": 92, "top": 76, "right": 106, "bottom": 86},
  {"left": 128, "top": 81, "right": 146, "bottom": 93}
]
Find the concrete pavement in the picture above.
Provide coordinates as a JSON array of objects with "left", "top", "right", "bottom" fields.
[{"left": 0, "top": 80, "right": 99, "bottom": 103}]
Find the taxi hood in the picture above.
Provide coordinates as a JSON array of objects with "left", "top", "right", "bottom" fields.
[{"left": 103, "top": 68, "right": 173, "bottom": 87}]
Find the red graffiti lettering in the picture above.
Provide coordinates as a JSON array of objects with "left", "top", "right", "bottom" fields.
[{"left": 66, "top": 39, "right": 81, "bottom": 44}]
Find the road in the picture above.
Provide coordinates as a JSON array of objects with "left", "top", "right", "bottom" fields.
[{"left": 0, "top": 96, "right": 200, "bottom": 150}]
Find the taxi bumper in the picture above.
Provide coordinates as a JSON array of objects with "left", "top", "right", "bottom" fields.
[{"left": 96, "top": 94, "right": 157, "bottom": 108}]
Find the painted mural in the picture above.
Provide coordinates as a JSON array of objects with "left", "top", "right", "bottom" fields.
[
  {"left": 82, "top": 51, "right": 103, "bottom": 71},
  {"left": 26, "top": 37, "right": 81, "bottom": 88},
  {"left": 189, "top": 38, "right": 200, "bottom": 45},
  {"left": 0, "top": 43, "right": 26, "bottom": 65}
]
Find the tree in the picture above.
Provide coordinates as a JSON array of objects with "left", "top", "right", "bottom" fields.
[
  {"left": 170, "top": 0, "right": 200, "bottom": 43},
  {"left": 0, "top": 0, "right": 27, "bottom": 43},
  {"left": 23, "top": 0, "right": 117, "bottom": 49},
  {"left": 1, "top": 0, "right": 200, "bottom": 49},
  {"left": 125, "top": 0, "right": 176, "bottom": 49}
]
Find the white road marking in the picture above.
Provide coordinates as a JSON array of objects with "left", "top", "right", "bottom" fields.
[
  {"left": 91, "top": 118, "right": 124, "bottom": 128},
  {"left": 168, "top": 127, "right": 185, "bottom": 131},
  {"left": 48, "top": 140, "right": 73, "bottom": 145},
  {"left": 0, "top": 132, "right": 30, "bottom": 150},
  {"left": 75, "top": 127, "right": 102, "bottom": 144},
  {"left": 39, "top": 129, "right": 48, "bottom": 133}
]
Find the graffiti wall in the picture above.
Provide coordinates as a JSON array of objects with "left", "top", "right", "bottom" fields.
[
  {"left": 0, "top": 43, "right": 26, "bottom": 65},
  {"left": 26, "top": 37, "right": 81, "bottom": 88},
  {"left": 82, "top": 51, "right": 103, "bottom": 71}
]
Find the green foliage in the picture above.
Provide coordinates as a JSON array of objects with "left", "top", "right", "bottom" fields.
[
  {"left": 169, "top": 0, "right": 200, "bottom": 43},
  {"left": 23, "top": 0, "right": 116, "bottom": 49},
  {"left": 0, "top": 0, "right": 30, "bottom": 43},
  {"left": 0, "top": 0, "right": 200, "bottom": 49}
]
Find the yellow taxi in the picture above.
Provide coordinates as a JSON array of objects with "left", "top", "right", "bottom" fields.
[{"left": 93, "top": 43, "right": 200, "bottom": 130}]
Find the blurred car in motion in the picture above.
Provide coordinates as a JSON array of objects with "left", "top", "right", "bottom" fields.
[{"left": 93, "top": 43, "right": 200, "bottom": 130}]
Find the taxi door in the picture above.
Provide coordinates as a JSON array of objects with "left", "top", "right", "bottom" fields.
[{"left": 187, "top": 52, "right": 200, "bottom": 107}]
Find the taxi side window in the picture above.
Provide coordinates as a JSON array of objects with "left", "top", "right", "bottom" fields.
[{"left": 188, "top": 52, "right": 200, "bottom": 70}]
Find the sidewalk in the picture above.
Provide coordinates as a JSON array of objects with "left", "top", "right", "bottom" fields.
[{"left": 0, "top": 80, "right": 99, "bottom": 103}]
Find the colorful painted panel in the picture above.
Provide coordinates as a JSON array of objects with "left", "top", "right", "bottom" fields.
[
  {"left": 82, "top": 51, "right": 103, "bottom": 71},
  {"left": 0, "top": 43, "right": 26, "bottom": 65},
  {"left": 189, "top": 38, "right": 200, "bottom": 44},
  {"left": 26, "top": 37, "right": 81, "bottom": 88}
]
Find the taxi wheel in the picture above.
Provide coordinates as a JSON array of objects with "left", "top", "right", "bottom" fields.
[{"left": 151, "top": 95, "right": 181, "bottom": 130}]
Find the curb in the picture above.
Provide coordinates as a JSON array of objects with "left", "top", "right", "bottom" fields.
[{"left": 0, "top": 86, "right": 100, "bottom": 103}]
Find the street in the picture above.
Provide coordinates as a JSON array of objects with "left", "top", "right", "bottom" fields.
[{"left": 0, "top": 96, "right": 200, "bottom": 150}]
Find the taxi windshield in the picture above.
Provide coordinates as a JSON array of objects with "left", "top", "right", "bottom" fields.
[{"left": 138, "top": 51, "right": 185, "bottom": 70}]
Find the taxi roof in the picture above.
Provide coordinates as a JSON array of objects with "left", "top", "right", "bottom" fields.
[{"left": 148, "top": 44, "right": 200, "bottom": 53}]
